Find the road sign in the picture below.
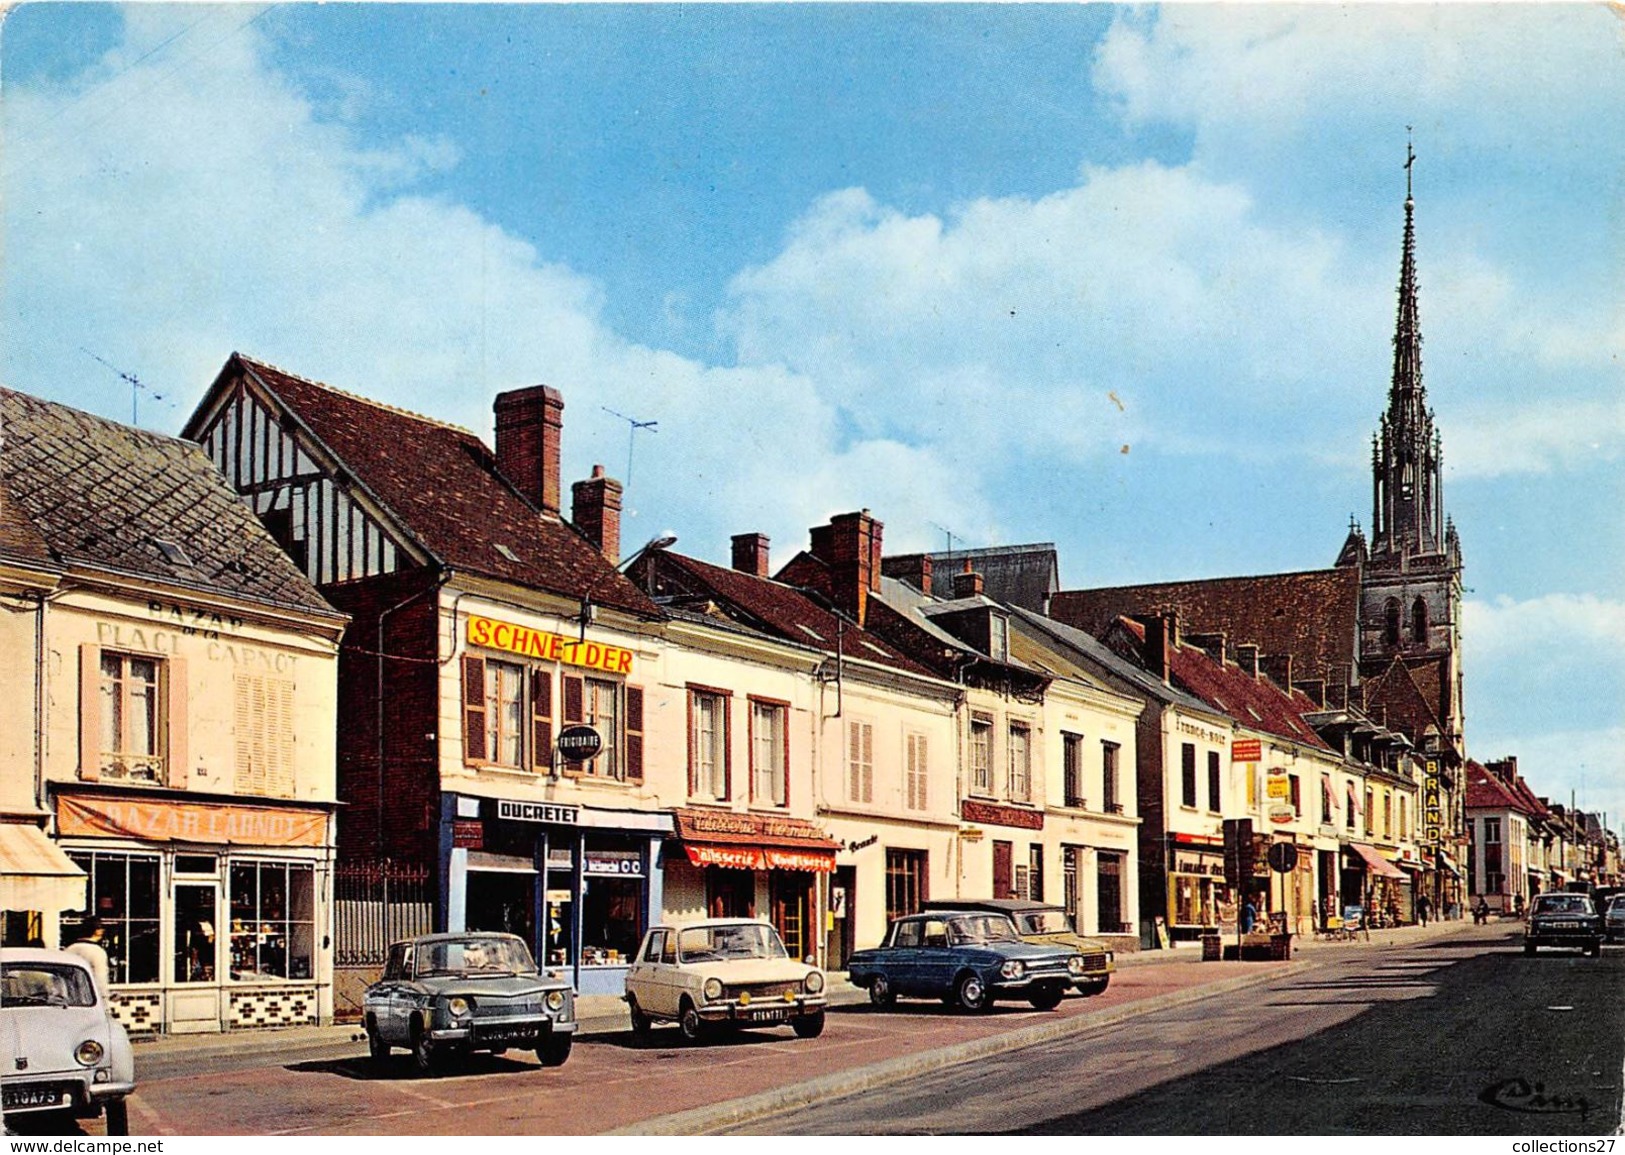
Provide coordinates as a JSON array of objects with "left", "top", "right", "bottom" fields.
[
  {"left": 1267, "top": 842, "right": 1300, "bottom": 873},
  {"left": 556, "top": 724, "right": 603, "bottom": 763}
]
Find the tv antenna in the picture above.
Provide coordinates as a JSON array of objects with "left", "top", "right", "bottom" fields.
[
  {"left": 82, "top": 348, "right": 169, "bottom": 426},
  {"left": 928, "top": 521, "right": 963, "bottom": 555},
  {"left": 601, "top": 407, "right": 658, "bottom": 496}
]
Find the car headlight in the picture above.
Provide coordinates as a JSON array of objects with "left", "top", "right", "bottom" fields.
[
  {"left": 545, "top": 990, "right": 565, "bottom": 1012},
  {"left": 1105, "top": 951, "right": 1114, "bottom": 966},
  {"left": 1067, "top": 955, "right": 1085, "bottom": 974},
  {"left": 446, "top": 996, "right": 472, "bottom": 1018},
  {"left": 1000, "top": 960, "right": 1025, "bottom": 980},
  {"left": 703, "top": 977, "right": 724, "bottom": 1002},
  {"left": 75, "top": 1040, "right": 105, "bottom": 1066},
  {"left": 804, "top": 970, "right": 825, "bottom": 994}
]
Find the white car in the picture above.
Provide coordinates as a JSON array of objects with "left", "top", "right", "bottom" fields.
[
  {"left": 1, "top": 948, "right": 135, "bottom": 1134},
  {"left": 623, "top": 919, "right": 827, "bottom": 1043}
]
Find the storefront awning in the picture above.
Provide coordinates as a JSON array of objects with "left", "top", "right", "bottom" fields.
[
  {"left": 0, "top": 823, "right": 88, "bottom": 914},
  {"left": 1348, "top": 842, "right": 1405, "bottom": 879},
  {"left": 1436, "top": 850, "right": 1462, "bottom": 877},
  {"left": 673, "top": 808, "right": 838, "bottom": 874}
]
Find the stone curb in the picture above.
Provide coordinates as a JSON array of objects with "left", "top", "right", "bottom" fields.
[{"left": 609, "top": 955, "right": 1325, "bottom": 1136}]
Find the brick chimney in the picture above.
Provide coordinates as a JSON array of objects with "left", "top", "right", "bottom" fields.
[
  {"left": 494, "top": 385, "right": 564, "bottom": 516},
  {"left": 571, "top": 464, "right": 622, "bottom": 565},
  {"left": 881, "top": 553, "right": 932, "bottom": 597},
  {"left": 808, "top": 510, "right": 883, "bottom": 625},
  {"left": 731, "top": 532, "right": 771, "bottom": 578},
  {"left": 1185, "top": 631, "right": 1227, "bottom": 664},
  {"left": 1293, "top": 679, "right": 1327, "bottom": 709},
  {"left": 1135, "top": 611, "right": 1176, "bottom": 685},
  {"left": 951, "top": 563, "right": 984, "bottom": 600},
  {"left": 1260, "top": 653, "right": 1293, "bottom": 691},
  {"left": 1235, "top": 643, "right": 1261, "bottom": 678}
]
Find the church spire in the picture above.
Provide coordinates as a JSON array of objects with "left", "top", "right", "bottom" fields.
[{"left": 1390, "top": 137, "right": 1424, "bottom": 413}]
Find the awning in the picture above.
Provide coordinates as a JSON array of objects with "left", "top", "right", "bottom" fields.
[
  {"left": 1436, "top": 850, "right": 1462, "bottom": 877},
  {"left": 466, "top": 851, "right": 537, "bottom": 875},
  {"left": 1395, "top": 859, "right": 1425, "bottom": 872},
  {"left": 673, "top": 808, "right": 838, "bottom": 874},
  {"left": 0, "top": 823, "right": 88, "bottom": 914},
  {"left": 1348, "top": 842, "right": 1405, "bottom": 879}
]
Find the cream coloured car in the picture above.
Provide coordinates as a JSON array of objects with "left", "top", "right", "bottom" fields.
[{"left": 623, "top": 919, "right": 826, "bottom": 1043}]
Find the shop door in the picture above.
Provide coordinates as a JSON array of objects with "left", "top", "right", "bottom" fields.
[
  {"left": 1097, "top": 853, "right": 1123, "bottom": 934},
  {"left": 771, "top": 872, "right": 813, "bottom": 962},
  {"left": 825, "top": 866, "right": 855, "bottom": 970},
  {"left": 992, "top": 841, "right": 1013, "bottom": 899},
  {"left": 707, "top": 869, "right": 757, "bottom": 918},
  {"left": 169, "top": 883, "right": 222, "bottom": 1033}
]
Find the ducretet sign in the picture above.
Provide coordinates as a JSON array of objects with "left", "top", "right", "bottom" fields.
[{"left": 466, "top": 614, "right": 633, "bottom": 674}]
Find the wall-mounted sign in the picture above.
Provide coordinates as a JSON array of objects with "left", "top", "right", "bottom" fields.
[
  {"left": 584, "top": 850, "right": 643, "bottom": 877},
  {"left": 1232, "top": 738, "right": 1262, "bottom": 762},
  {"left": 466, "top": 614, "right": 634, "bottom": 674},
  {"left": 497, "top": 800, "right": 581, "bottom": 825},
  {"left": 1267, "top": 802, "right": 1296, "bottom": 825},
  {"left": 1265, "top": 774, "right": 1291, "bottom": 800},
  {"left": 451, "top": 820, "right": 484, "bottom": 849},
  {"left": 556, "top": 725, "right": 603, "bottom": 763}
]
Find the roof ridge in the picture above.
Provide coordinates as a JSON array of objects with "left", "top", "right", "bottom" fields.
[
  {"left": 1058, "top": 565, "right": 1351, "bottom": 594},
  {"left": 235, "top": 353, "right": 479, "bottom": 439},
  {"left": 0, "top": 385, "right": 198, "bottom": 452}
]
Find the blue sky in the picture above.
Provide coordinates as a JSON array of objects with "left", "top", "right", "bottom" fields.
[{"left": 3, "top": 3, "right": 1622, "bottom": 830}]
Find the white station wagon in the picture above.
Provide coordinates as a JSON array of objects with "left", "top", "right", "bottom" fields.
[
  {"left": 0, "top": 949, "right": 135, "bottom": 1134},
  {"left": 623, "top": 919, "right": 827, "bottom": 1043}
]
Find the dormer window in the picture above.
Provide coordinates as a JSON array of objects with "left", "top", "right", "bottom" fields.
[{"left": 988, "top": 612, "right": 1008, "bottom": 662}]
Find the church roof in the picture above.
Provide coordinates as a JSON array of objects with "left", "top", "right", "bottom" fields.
[{"left": 923, "top": 544, "right": 1059, "bottom": 613}]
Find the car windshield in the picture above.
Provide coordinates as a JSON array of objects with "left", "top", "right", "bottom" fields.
[
  {"left": 1019, "top": 910, "right": 1074, "bottom": 934},
  {"left": 416, "top": 937, "right": 536, "bottom": 977},
  {"left": 1, "top": 962, "right": 96, "bottom": 1007},
  {"left": 677, "top": 924, "right": 788, "bottom": 962},
  {"left": 1532, "top": 895, "right": 1591, "bottom": 915},
  {"left": 1608, "top": 896, "right": 1625, "bottom": 913},
  {"left": 948, "top": 915, "right": 1022, "bottom": 945}
]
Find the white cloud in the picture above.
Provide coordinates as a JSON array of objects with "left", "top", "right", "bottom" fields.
[
  {"left": 1464, "top": 593, "right": 1625, "bottom": 664},
  {"left": 1447, "top": 398, "right": 1625, "bottom": 479}
]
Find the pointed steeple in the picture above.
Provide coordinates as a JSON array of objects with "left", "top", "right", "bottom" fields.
[{"left": 1390, "top": 138, "right": 1424, "bottom": 415}]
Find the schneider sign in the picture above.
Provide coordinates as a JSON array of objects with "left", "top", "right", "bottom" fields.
[{"left": 466, "top": 614, "right": 634, "bottom": 674}]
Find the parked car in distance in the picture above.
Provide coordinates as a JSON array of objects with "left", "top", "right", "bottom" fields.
[
  {"left": 363, "top": 932, "right": 576, "bottom": 1072},
  {"left": 847, "top": 910, "right": 1090, "bottom": 1012},
  {"left": 623, "top": 919, "right": 827, "bottom": 1043},
  {"left": 922, "top": 897, "right": 1114, "bottom": 995},
  {"left": 1523, "top": 893, "right": 1602, "bottom": 956},
  {"left": 1603, "top": 894, "right": 1625, "bottom": 944},
  {"left": 0, "top": 948, "right": 135, "bottom": 1134}
]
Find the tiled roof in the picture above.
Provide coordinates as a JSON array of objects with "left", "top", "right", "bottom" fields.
[
  {"left": 1360, "top": 658, "right": 1444, "bottom": 746},
  {"left": 1051, "top": 567, "right": 1361, "bottom": 688},
  {"left": 0, "top": 386, "right": 336, "bottom": 615},
  {"left": 925, "top": 544, "right": 1059, "bottom": 613},
  {"left": 1009, "top": 607, "right": 1220, "bottom": 717},
  {"left": 0, "top": 477, "right": 56, "bottom": 570},
  {"left": 1465, "top": 760, "right": 1537, "bottom": 814},
  {"left": 227, "top": 356, "right": 658, "bottom": 618},
  {"left": 636, "top": 551, "right": 936, "bottom": 680},
  {"left": 1114, "top": 616, "right": 1331, "bottom": 749}
]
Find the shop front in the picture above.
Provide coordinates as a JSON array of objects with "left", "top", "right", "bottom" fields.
[
  {"left": 1167, "top": 835, "right": 1231, "bottom": 943},
  {"left": 1345, "top": 841, "right": 1407, "bottom": 928},
  {"left": 666, "top": 808, "right": 837, "bottom": 964},
  {"left": 441, "top": 794, "right": 670, "bottom": 996},
  {"left": 52, "top": 786, "right": 337, "bottom": 1034}
]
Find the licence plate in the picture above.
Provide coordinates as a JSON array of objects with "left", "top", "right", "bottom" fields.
[
  {"left": 1547, "top": 921, "right": 1578, "bottom": 930},
  {"left": 3, "top": 1086, "right": 65, "bottom": 1110},
  {"left": 749, "top": 1007, "right": 789, "bottom": 1022},
  {"left": 477, "top": 1025, "right": 540, "bottom": 1044}
]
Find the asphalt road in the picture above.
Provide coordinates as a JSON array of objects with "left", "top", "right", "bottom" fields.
[{"left": 728, "top": 923, "right": 1625, "bottom": 1135}]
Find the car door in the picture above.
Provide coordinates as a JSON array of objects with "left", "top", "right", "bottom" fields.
[
  {"left": 381, "top": 944, "right": 412, "bottom": 1042},
  {"left": 631, "top": 931, "right": 674, "bottom": 1017},
  {"left": 885, "top": 919, "right": 925, "bottom": 996},
  {"left": 917, "top": 918, "right": 958, "bottom": 996}
]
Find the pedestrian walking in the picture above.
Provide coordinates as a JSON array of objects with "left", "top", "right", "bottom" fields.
[
  {"left": 65, "top": 916, "right": 112, "bottom": 997},
  {"left": 1417, "top": 895, "right": 1430, "bottom": 926}
]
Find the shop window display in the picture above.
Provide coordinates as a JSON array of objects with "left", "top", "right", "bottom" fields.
[
  {"left": 580, "top": 877, "right": 642, "bottom": 966},
  {"left": 63, "top": 852, "right": 160, "bottom": 985},
  {"left": 230, "top": 861, "right": 315, "bottom": 980}
]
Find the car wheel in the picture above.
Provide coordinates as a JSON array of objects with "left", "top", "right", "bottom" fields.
[
  {"left": 1081, "top": 977, "right": 1110, "bottom": 997},
  {"left": 412, "top": 1026, "right": 442, "bottom": 1074},
  {"left": 366, "top": 1017, "right": 390, "bottom": 1063},
  {"left": 1523, "top": 941, "right": 1536, "bottom": 956},
  {"left": 955, "top": 971, "right": 991, "bottom": 1013},
  {"left": 678, "top": 999, "right": 707, "bottom": 1044},
  {"left": 103, "top": 1099, "right": 130, "bottom": 1137},
  {"left": 867, "top": 973, "right": 896, "bottom": 1009},
  {"left": 791, "top": 1010, "right": 826, "bottom": 1039},
  {"left": 537, "top": 1033, "right": 572, "bottom": 1067},
  {"left": 1587, "top": 942, "right": 1602, "bottom": 958},
  {"left": 627, "top": 995, "right": 653, "bottom": 1038},
  {"left": 1027, "top": 984, "right": 1065, "bottom": 1011}
]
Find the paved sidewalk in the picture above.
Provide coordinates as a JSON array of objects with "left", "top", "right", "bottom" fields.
[{"left": 129, "top": 914, "right": 1484, "bottom": 1064}]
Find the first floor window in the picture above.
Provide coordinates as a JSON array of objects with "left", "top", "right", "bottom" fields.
[
  {"left": 885, "top": 848, "right": 927, "bottom": 922},
  {"left": 99, "top": 652, "right": 161, "bottom": 780},
  {"left": 905, "top": 732, "right": 929, "bottom": 811},
  {"left": 1181, "top": 743, "right": 1197, "bottom": 807},
  {"left": 690, "top": 689, "right": 729, "bottom": 800},
  {"left": 750, "top": 699, "right": 788, "bottom": 806},
  {"left": 1206, "top": 750, "right": 1222, "bottom": 812},
  {"left": 848, "top": 719, "right": 874, "bottom": 803},
  {"left": 484, "top": 660, "right": 526, "bottom": 767},
  {"left": 1063, "top": 733, "right": 1085, "bottom": 807},
  {"left": 62, "top": 852, "right": 160, "bottom": 985},
  {"left": 1102, "top": 741, "right": 1121, "bottom": 813},
  {"left": 1365, "top": 788, "right": 1375, "bottom": 835},
  {"left": 229, "top": 861, "right": 316, "bottom": 981},
  {"left": 1007, "top": 724, "right": 1032, "bottom": 803},
  {"left": 970, "top": 714, "right": 993, "bottom": 794}
]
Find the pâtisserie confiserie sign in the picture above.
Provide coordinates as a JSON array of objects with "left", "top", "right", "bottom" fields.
[{"left": 466, "top": 614, "right": 634, "bottom": 674}]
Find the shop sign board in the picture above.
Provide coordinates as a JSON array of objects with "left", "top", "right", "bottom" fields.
[
  {"left": 556, "top": 725, "right": 602, "bottom": 763},
  {"left": 1267, "top": 802, "right": 1297, "bottom": 825},
  {"left": 584, "top": 850, "right": 643, "bottom": 877},
  {"left": 497, "top": 800, "right": 581, "bottom": 825},
  {"left": 1265, "top": 774, "right": 1291, "bottom": 800},
  {"left": 1232, "top": 738, "right": 1262, "bottom": 762},
  {"left": 451, "top": 820, "right": 484, "bottom": 849},
  {"left": 1423, "top": 759, "right": 1442, "bottom": 844},
  {"left": 466, "top": 614, "right": 634, "bottom": 674},
  {"left": 57, "top": 794, "right": 327, "bottom": 847}
]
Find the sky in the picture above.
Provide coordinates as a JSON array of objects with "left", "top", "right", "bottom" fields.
[{"left": 3, "top": 3, "right": 1622, "bottom": 833}]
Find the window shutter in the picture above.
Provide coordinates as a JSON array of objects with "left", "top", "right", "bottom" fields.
[
  {"left": 721, "top": 695, "right": 732, "bottom": 799},
  {"left": 562, "top": 674, "right": 584, "bottom": 724},
  {"left": 625, "top": 685, "right": 644, "bottom": 782},
  {"left": 861, "top": 722, "right": 873, "bottom": 803},
  {"left": 165, "top": 656, "right": 189, "bottom": 788},
  {"left": 687, "top": 691, "right": 698, "bottom": 795},
  {"left": 461, "top": 655, "right": 486, "bottom": 764},
  {"left": 531, "top": 669, "right": 553, "bottom": 774},
  {"left": 847, "top": 721, "right": 860, "bottom": 803},
  {"left": 78, "top": 644, "right": 101, "bottom": 782}
]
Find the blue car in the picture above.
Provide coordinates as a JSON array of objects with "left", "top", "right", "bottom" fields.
[{"left": 846, "top": 910, "right": 1089, "bottom": 1012}]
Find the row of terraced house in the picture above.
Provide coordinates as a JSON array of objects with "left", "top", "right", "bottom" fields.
[{"left": 2, "top": 183, "right": 1617, "bottom": 1033}]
